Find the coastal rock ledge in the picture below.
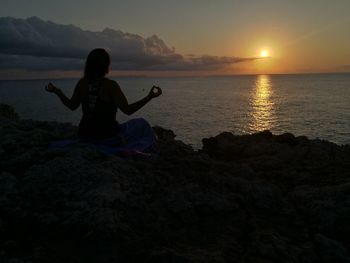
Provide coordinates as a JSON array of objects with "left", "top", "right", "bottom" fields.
[{"left": 1, "top": 104, "right": 350, "bottom": 263}]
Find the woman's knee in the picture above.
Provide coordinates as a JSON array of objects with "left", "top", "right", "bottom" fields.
[
  {"left": 125, "top": 118, "right": 152, "bottom": 131},
  {"left": 134, "top": 118, "right": 151, "bottom": 127}
]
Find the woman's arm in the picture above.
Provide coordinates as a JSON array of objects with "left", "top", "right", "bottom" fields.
[
  {"left": 45, "top": 80, "right": 82, "bottom": 111},
  {"left": 110, "top": 81, "right": 162, "bottom": 115}
]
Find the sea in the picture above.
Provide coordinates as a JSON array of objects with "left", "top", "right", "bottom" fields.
[{"left": 1, "top": 73, "right": 350, "bottom": 147}]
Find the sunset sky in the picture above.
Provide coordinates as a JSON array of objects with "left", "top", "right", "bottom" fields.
[{"left": 1, "top": 0, "right": 350, "bottom": 78}]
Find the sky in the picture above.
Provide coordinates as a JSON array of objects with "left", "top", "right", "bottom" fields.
[{"left": 0, "top": 0, "right": 350, "bottom": 79}]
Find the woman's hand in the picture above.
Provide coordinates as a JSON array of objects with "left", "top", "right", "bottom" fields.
[
  {"left": 44, "top": 81, "right": 82, "bottom": 111},
  {"left": 45, "top": 82, "right": 58, "bottom": 93},
  {"left": 147, "top": 86, "right": 162, "bottom": 100}
]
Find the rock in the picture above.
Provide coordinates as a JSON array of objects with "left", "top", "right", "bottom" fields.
[
  {"left": 275, "top": 132, "right": 297, "bottom": 145},
  {"left": 153, "top": 125, "right": 176, "bottom": 141},
  {"left": 1, "top": 107, "right": 350, "bottom": 262},
  {"left": 0, "top": 104, "right": 19, "bottom": 120},
  {"left": 314, "top": 234, "right": 350, "bottom": 263}
]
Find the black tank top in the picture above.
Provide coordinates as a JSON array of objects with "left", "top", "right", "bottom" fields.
[{"left": 78, "top": 79, "right": 119, "bottom": 140}]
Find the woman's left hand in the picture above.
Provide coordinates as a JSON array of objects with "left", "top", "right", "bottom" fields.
[{"left": 148, "top": 86, "right": 162, "bottom": 99}]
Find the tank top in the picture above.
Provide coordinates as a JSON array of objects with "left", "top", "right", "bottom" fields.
[{"left": 78, "top": 79, "right": 119, "bottom": 140}]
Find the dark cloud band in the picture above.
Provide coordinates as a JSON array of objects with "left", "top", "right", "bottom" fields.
[{"left": 0, "top": 16, "right": 258, "bottom": 71}]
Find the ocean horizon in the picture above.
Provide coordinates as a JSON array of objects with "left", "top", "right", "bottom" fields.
[{"left": 1, "top": 71, "right": 350, "bottom": 81}]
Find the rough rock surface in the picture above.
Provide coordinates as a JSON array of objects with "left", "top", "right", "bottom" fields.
[{"left": 1, "top": 104, "right": 350, "bottom": 263}]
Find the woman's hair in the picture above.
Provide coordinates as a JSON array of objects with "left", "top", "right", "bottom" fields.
[{"left": 84, "top": 48, "right": 110, "bottom": 79}]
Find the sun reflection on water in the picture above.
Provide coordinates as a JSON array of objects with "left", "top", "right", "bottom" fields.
[{"left": 247, "top": 75, "right": 275, "bottom": 133}]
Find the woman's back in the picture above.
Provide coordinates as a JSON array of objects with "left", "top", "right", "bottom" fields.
[{"left": 78, "top": 78, "right": 119, "bottom": 140}]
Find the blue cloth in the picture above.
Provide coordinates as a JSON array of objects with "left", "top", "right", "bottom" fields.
[{"left": 49, "top": 118, "right": 157, "bottom": 155}]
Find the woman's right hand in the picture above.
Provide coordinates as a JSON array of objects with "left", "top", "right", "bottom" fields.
[
  {"left": 45, "top": 82, "right": 57, "bottom": 93},
  {"left": 148, "top": 86, "right": 162, "bottom": 99}
]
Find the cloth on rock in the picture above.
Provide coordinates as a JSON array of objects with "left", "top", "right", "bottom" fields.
[{"left": 49, "top": 118, "right": 157, "bottom": 155}]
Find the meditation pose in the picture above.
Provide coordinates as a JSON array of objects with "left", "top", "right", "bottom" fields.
[{"left": 45, "top": 48, "right": 162, "bottom": 153}]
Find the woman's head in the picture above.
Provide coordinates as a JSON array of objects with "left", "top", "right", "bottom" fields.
[{"left": 84, "top": 48, "right": 110, "bottom": 79}]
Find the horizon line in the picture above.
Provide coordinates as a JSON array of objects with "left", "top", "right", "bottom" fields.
[{"left": 0, "top": 71, "right": 349, "bottom": 81}]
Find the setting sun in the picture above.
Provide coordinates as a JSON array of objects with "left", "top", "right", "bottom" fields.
[{"left": 260, "top": 50, "right": 269, "bottom": 57}]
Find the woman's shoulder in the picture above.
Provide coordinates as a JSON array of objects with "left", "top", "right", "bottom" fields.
[
  {"left": 78, "top": 77, "right": 118, "bottom": 86},
  {"left": 76, "top": 78, "right": 88, "bottom": 86},
  {"left": 103, "top": 77, "right": 120, "bottom": 88}
]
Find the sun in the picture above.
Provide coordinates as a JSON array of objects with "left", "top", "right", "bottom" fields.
[{"left": 260, "top": 50, "right": 269, "bottom": 58}]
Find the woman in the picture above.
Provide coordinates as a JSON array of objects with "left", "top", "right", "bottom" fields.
[{"left": 45, "top": 48, "right": 162, "bottom": 153}]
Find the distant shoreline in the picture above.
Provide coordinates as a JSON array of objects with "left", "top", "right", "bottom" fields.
[{"left": 1, "top": 71, "right": 350, "bottom": 81}]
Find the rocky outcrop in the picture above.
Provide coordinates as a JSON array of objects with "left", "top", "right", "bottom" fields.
[
  {"left": 1, "top": 104, "right": 350, "bottom": 263},
  {"left": 0, "top": 104, "right": 19, "bottom": 120}
]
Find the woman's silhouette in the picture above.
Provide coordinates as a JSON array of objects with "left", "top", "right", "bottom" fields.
[{"left": 45, "top": 48, "right": 162, "bottom": 152}]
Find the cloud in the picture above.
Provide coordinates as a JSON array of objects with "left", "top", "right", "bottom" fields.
[
  {"left": 0, "top": 16, "right": 258, "bottom": 72},
  {"left": 0, "top": 54, "right": 83, "bottom": 71}
]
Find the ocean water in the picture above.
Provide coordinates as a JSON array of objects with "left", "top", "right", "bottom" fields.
[{"left": 1, "top": 74, "right": 350, "bottom": 147}]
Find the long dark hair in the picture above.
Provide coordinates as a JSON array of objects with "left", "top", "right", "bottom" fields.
[{"left": 84, "top": 48, "right": 110, "bottom": 80}]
